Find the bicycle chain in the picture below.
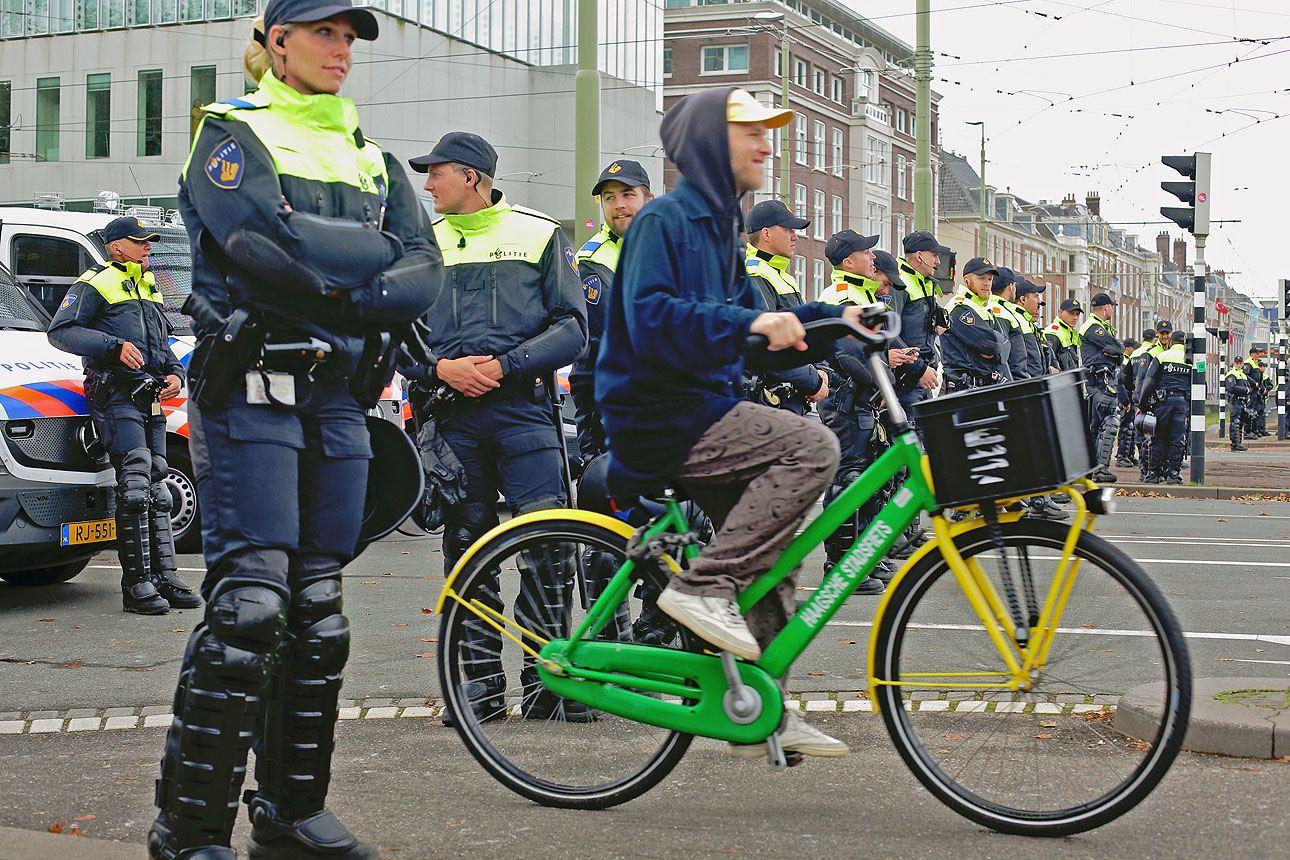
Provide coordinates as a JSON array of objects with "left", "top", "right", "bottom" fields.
[{"left": 626, "top": 526, "right": 700, "bottom": 562}]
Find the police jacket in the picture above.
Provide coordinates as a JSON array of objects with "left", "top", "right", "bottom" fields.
[
  {"left": 178, "top": 73, "right": 440, "bottom": 365},
  {"left": 1079, "top": 315, "right": 1124, "bottom": 373},
  {"left": 427, "top": 191, "right": 586, "bottom": 389},
  {"left": 743, "top": 245, "right": 824, "bottom": 400},
  {"left": 819, "top": 270, "right": 888, "bottom": 401},
  {"left": 890, "top": 258, "right": 942, "bottom": 351},
  {"left": 1246, "top": 363, "right": 1265, "bottom": 394},
  {"left": 1224, "top": 364, "right": 1252, "bottom": 397},
  {"left": 1127, "top": 341, "right": 1156, "bottom": 403},
  {"left": 942, "top": 289, "right": 1003, "bottom": 380},
  {"left": 1015, "top": 307, "right": 1047, "bottom": 377},
  {"left": 48, "top": 261, "right": 185, "bottom": 378},
  {"left": 986, "top": 295, "right": 1028, "bottom": 379},
  {"left": 1045, "top": 319, "right": 1081, "bottom": 371},
  {"left": 568, "top": 226, "right": 620, "bottom": 455},
  {"left": 1137, "top": 343, "right": 1191, "bottom": 402}
]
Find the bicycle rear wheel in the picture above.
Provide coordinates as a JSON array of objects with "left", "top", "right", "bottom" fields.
[
  {"left": 438, "top": 517, "right": 697, "bottom": 809},
  {"left": 872, "top": 519, "right": 1191, "bottom": 836}
]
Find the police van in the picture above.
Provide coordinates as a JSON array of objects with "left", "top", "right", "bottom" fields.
[{"left": 0, "top": 202, "right": 199, "bottom": 584}]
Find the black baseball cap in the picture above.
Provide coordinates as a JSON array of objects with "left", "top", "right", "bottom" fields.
[
  {"left": 592, "top": 160, "right": 651, "bottom": 196},
  {"left": 747, "top": 199, "right": 809, "bottom": 233},
  {"left": 103, "top": 216, "right": 160, "bottom": 244},
  {"left": 1143, "top": 328, "right": 1158, "bottom": 340},
  {"left": 903, "top": 230, "right": 951, "bottom": 255},
  {"left": 1091, "top": 293, "right": 1117, "bottom": 307},
  {"left": 408, "top": 132, "right": 498, "bottom": 177},
  {"left": 1156, "top": 319, "right": 1173, "bottom": 332},
  {"left": 961, "top": 256, "right": 998, "bottom": 276},
  {"left": 1059, "top": 298, "right": 1084, "bottom": 313},
  {"left": 873, "top": 250, "right": 905, "bottom": 289},
  {"left": 1014, "top": 277, "right": 1043, "bottom": 298},
  {"left": 824, "top": 230, "right": 879, "bottom": 266},
  {"left": 1171, "top": 331, "right": 1187, "bottom": 345},
  {"left": 991, "top": 265, "right": 1015, "bottom": 292},
  {"left": 260, "top": 0, "right": 378, "bottom": 42}
]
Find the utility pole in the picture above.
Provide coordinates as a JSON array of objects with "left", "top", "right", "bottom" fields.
[
  {"left": 781, "top": 21, "right": 791, "bottom": 205},
  {"left": 574, "top": 0, "right": 600, "bottom": 248},
  {"left": 1280, "top": 279, "right": 1289, "bottom": 439},
  {"left": 913, "top": 0, "right": 932, "bottom": 230},
  {"left": 966, "top": 121, "right": 985, "bottom": 256}
]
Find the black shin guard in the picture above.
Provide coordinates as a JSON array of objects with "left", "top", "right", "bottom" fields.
[
  {"left": 118, "top": 486, "right": 168, "bottom": 615},
  {"left": 150, "top": 483, "right": 201, "bottom": 608}
]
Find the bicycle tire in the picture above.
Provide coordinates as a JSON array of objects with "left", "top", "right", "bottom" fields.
[
  {"left": 438, "top": 517, "right": 698, "bottom": 809},
  {"left": 872, "top": 519, "right": 1191, "bottom": 836}
]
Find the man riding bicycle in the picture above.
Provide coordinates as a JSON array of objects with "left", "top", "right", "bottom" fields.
[{"left": 595, "top": 87, "right": 869, "bottom": 759}]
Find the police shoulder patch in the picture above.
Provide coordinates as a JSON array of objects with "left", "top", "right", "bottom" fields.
[
  {"left": 962, "top": 312, "right": 975, "bottom": 325},
  {"left": 564, "top": 245, "right": 578, "bottom": 274},
  {"left": 582, "top": 274, "right": 602, "bottom": 305},
  {"left": 205, "top": 137, "right": 244, "bottom": 190},
  {"left": 58, "top": 290, "right": 78, "bottom": 311}
]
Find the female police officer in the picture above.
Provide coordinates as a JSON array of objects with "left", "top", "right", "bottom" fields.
[{"left": 148, "top": 1, "right": 440, "bottom": 857}]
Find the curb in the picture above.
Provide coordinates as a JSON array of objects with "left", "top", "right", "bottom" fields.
[
  {"left": 1114, "top": 483, "right": 1288, "bottom": 500},
  {"left": 1117, "top": 676, "right": 1290, "bottom": 759},
  {"left": 0, "top": 825, "right": 138, "bottom": 860}
]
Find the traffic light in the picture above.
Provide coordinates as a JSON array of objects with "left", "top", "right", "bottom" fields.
[{"left": 1161, "top": 152, "right": 1211, "bottom": 235}]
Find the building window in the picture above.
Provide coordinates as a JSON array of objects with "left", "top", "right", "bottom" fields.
[
  {"left": 794, "top": 115, "right": 806, "bottom": 165},
  {"left": 813, "top": 189, "right": 825, "bottom": 239},
  {"left": 896, "top": 213, "right": 907, "bottom": 245},
  {"left": 831, "top": 128, "right": 843, "bottom": 176},
  {"left": 866, "top": 138, "right": 888, "bottom": 187},
  {"left": 663, "top": 48, "right": 672, "bottom": 76},
  {"left": 773, "top": 50, "right": 782, "bottom": 78},
  {"left": 86, "top": 72, "right": 111, "bottom": 159},
  {"left": 896, "top": 109, "right": 906, "bottom": 134},
  {"left": 190, "top": 65, "right": 217, "bottom": 142},
  {"left": 0, "top": 81, "right": 9, "bottom": 165},
  {"left": 794, "top": 183, "right": 807, "bottom": 219},
  {"left": 813, "top": 120, "right": 825, "bottom": 170},
  {"left": 858, "top": 68, "right": 876, "bottom": 101},
  {"left": 831, "top": 76, "right": 843, "bottom": 103},
  {"left": 866, "top": 136, "right": 878, "bottom": 183},
  {"left": 793, "top": 58, "right": 807, "bottom": 87},
  {"left": 813, "top": 67, "right": 826, "bottom": 95},
  {"left": 137, "top": 69, "right": 162, "bottom": 157},
  {"left": 896, "top": 154, "right": 907, "bottom": 199},
  {"left": 702, "top": 45, "right": 748, "bottom": 74},
  {"left": 813, "top": 259, "right": 826, "bottom": 297},
  {"left": 36, "top": 77, "right": 60, "bottom": 163},
  {"left": 794, "top": 254, "right": 807, "bottom": 295},
  {"left": 831, "top": 194, "right": 843, "bottom": 235}
]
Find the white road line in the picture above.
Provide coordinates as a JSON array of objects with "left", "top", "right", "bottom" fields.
[
  {"left": 90, "top": 565, "right": 206, "bottom": 572},
  {"left": 824, "top": 619, "right": 1290, "bottom": 647},
  {"left": 1116, "top": 511, "right": 1290, "bottom": 520},
  {"left": 1222, "top": 659, "right": 1290, "bottom": 667}
]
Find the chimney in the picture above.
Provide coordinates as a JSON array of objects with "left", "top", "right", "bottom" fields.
[
  {"left": 1173, "top": 238, "right": 1187, "bottom": 273},
  {"left": 1156, "top": 231, "right": 1170, "bottom": 261},
  {"left": 1086, "top": 192, "right": 1100, "bottom": 218},
  {"left": 1061, "top": 193, "right": 1076, "bottom": 209}
]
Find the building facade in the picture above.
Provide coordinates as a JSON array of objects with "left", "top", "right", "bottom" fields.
[{"left": 663, "top": 0, "right": 940, "bottom": 300}]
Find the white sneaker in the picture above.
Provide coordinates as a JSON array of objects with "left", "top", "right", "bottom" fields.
[
  {"left": 728, "top": 709, "right": 851, "bottom": 759},
  {"left": 656, "top": 588, "right": 761, "bottom": 661}
]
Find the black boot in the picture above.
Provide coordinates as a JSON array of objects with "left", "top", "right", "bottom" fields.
[
  {"left": 118, "top": 500, "right": 168, "bottom": 615},
  {"left": 246, "top": 793, "right": 377, "bottom": 860},
  {"left": 151, "top": 483, "right": 202, "bottom": 609}
]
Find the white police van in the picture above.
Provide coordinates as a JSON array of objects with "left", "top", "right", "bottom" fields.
[{"left": 0, "top": 202, "right": 199, "bottom": 584}]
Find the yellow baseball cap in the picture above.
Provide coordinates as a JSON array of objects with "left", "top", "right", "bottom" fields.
[{"left": 726, "top": 89, "right": 794, "bottom": 129}]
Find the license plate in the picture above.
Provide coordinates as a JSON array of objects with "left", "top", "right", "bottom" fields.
[{"left": 60, "top": 518, "right": 116, "bottom": 546}]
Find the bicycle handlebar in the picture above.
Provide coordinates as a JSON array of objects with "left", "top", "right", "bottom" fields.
[{"left": 742, "top": 303, "right": 902, "bottom": 356}]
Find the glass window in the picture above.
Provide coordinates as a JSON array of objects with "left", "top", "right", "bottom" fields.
[
  {"left": 794, "top": 254, "right": 806, "bottom": 296},
  {"left": 774, "top": 50, "right": 782, "bottom": 78},
  {"left": 11, "top": 234, "right": 95, "bottom": 316},
  {"left": 832, "top": 195, "right": 843, "bottom": 235},
  {"left": 86, "top": 72, "right": 111, "bottom": 159},
  {"left": 831, "top": 128, "right": 842, "bottom": 176},
  {"left": 794, "top": 183, "right": 807, "bottom": 219},
  {"left": 77, "top": 0, "right": 99, "bottom": 29},
  {"left": 897, "top": 213, "right": 907, "bottom": 244},
  {"left": 866, "top": 136, "right": 878, "bottom": 183},
  {"left": 663, "top": 48, "right": 672, "bottom": 76},
  {"left": 137, "top": 69, "right": 162, "bottom": 157},
  {"left": 793, "top": 58, "right": 806, "bottom": 87},
  {"left": 813, "top": 259, "right": 826, "bottom": 297},
  {"left": 812, "top": 120, "right": 825, "bottom": 170},
  {"left": 812, "top": 189, "right": 825, "bottom": 240},
  {"left": 896, "top": 155, "right": 907, "bottom": 199},
  {"left": 701, "top": 45, "right": 747, "bottom": 73},
  {"left": 813, "top": 68, "right": 825, "bottom": 95},
  {"left": 0, "top": 81, "right": 9, "bottom": 165},
  {"left": 190, "top": 65, "right": 217, "bottom": 143},
  {"left": 794, "top": 115, "right": 806, "bottom": 165},
  {"left": 36, "top": 77, "right": 60, "bottom": 163},
  {"left": 831, "top": 76, "right": 843, "bottom": 103}
]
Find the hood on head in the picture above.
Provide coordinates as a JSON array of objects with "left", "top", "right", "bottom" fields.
[{"left": 660, "top": 87, "right": 739, "bottom": 223}]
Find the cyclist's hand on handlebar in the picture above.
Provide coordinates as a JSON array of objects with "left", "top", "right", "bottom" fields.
[
  {"left": 840, "top": 304, "right": 881, "bottom": 334},
  {"left": 749, "top": 312, "right": 808, "bottom": 351}
]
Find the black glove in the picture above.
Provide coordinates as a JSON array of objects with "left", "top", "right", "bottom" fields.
[{"left": 412, "top": 417, "right": 466, "bottom": 532}]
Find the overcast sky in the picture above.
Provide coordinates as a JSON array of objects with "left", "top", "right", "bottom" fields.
[{"left": 859, "top": 0, "right": 1288, "bottom": 304}]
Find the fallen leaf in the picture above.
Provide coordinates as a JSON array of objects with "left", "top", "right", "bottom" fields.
[
  {"left": 396, "top": 623, "right": 408, "bottom": 627},
  {"left": 361, "top": 581, "right": 378, "bottom": 585},
  {"left": 1217, "top": 518, "right": 1228, "bottom": 523},
  {"left": 402, "top": 551, "right": 411, "bottom": 555},
  {"left": 38, "top": 618, "right": 53, "bottom": 622},
  {"left": 420, "top": 638, "right": 437, "bottom": 642},
  {"left": 72, "top": 814, "right": 96, "bottom": 822},
  {"left": 838, "top": 640, "right": 857, "bottom": 645},
  {"left": 1034, "top": 733, "right": 1054, "bottom": 739},
  {"left": 944, "top": 735, "right": 966, "bottom": 741},
  {"left": 807, "top": 672, "right": 825, "bottom": 676},
  {"left": 73, "top": 626, "right": 80, "bottom": 629},
  {"left": 416, "top": 653, "right": 437, "bottom": 658},
  {"left": 422, "top": 608, "right": 433, "bottom": 614},
  {"left": 1041, "top": 721, "right": 1058, "bottom": 728},
  {"left": 170, "top": 629, "right": 189, "bottom": 633},
  {"left": 130, "top": 667, "right": 154, "bottom": 672}
]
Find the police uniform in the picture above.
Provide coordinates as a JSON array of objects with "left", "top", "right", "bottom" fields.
[
  {"left": 941, "top": 258, "right": 1006, "bottom": 390},
  {"left": 1044, "top": 299, "right": 1083, "bottom": 372},
  {"left": 150, "top": 4, "right": 440, "bottom": 857},
  {"left": 409, "top": 131, "right": 588, "bottom": 719},
  {"left": 985, "top": 267, "right": 1025, "bottom": 380},
  {"left": 1079, "top": 294, "right": 1125, "bottom": 480},
  {"left": 1136, "top": 335, "right": 1192, "bottom": 483},
  {"left": 1244, "top": 357, "right": 1266, "bottom": 438},
  {"left": 1125, "top": 333, "right": 1159, "bottom": 477},
  {"left": 741, "top": 200, "right": 824, "bottom": 413},
  {"left": 1114, "top": 339, "right": 1140, "bottom": 466},
  {"left": 1012, "top": 278, "right": 1049, "bottom": 378},
  {"left": 568, "top": 159, "right": 651, "bottom": 461},
  {"left": 890, "top": 230, "right": 950, "bottom": 412},
  {"left": 47, "top": 217, "right": 195, "bottom": 616},
  {"left": 1224, "top": 359, "right": 1253, "bottom": 450}
]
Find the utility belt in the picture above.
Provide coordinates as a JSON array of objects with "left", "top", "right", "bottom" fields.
[
  {"left": 86, "top": 368, "right": 167, "bottom": 414},
  {"left": 829, "top": 376, "right": 879, "bottom": 416},
  {"left": 943, "top": 367, "right": 1000, "bottom": 392},
  {"left": 744, "top": 374, "right": 806, "bottom": 411}
]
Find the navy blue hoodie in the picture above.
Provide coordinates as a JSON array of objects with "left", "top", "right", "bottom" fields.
[{"left": 595, "top": 87, "right": 840, "bottom": 496}]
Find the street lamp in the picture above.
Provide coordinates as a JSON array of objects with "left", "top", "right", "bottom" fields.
[
  {"left": 753, "top": 11, "right": 791, "bottom": 205},
  {"left": 965, "top": 121, "right": 986, "bottom": 256}
]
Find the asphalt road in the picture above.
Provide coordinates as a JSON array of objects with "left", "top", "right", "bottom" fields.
[{"left": 2, "top": 496, "right": 1288, "bottom": 857}]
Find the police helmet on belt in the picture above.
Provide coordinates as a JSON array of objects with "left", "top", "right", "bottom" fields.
[
  {"left": 259, "top": 0, "right": 379, "bottom": 43},
  {"left": 103, "top": 216, "right": 160, "bottom": 244},
  {"left": 592, "top": 160, "right": 652, "bottom": 197}
]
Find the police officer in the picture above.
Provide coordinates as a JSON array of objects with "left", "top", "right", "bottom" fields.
[
  {"left": 1136, "top": 331, "right": 1192, "bottom": 484},
  {"left": 1044, "top": 298, "right": 1082, "bottom": 372},
  {"left": 941, "top": 257, "right": 1005, "bottom": 390},
  {"left": 1013, "top": 277, "right": 1051, "bottom": 376},
  {"left": 408, "top": 131, "right": 588, "bottom": 720},
  {"left": 1125, "top": 329, "right": 1159, "bottom": 477},
  {"left": 1080, "top": 293, "right": 1125, "bottom": 483},
  {"left": 985, "top": 266, "right": 1026, "bottom": 380},
  {"left": 150, "top": 2, "right": 441, "bottom": 857},
  {"left": 891, "top": 230, "right": 948, "bottom": 410},
  {"left": 1224, "top": 356, "right": 1253, "bottom": 451},
  {"left": 1256, "top": 357, "right": 1273, "bottom": 436},
  {"left": 47, "top": 216, "right": 196, "bottom": 616},
  {"left": 568, "top": 159, "right": 653, "bottom": 463},
  {"left": 815, "top": 229, "right": 889, "bottom": 593},
  {"left": 1115, "top": 337, "right": 1140, "bottom": 467},
  {"left": 743, "top": 199, "right": 828, "bottom": 413},
  {"left": 1244, "top": 350, "right": 1267, "bottom": 438}
]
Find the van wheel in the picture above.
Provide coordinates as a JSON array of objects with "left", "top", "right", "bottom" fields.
[
  {"left": 165, "top": 444, "right": 202, "bottom": 554},
  {"left": 0, "top": 559, "right": 90, "bottom": 586}
]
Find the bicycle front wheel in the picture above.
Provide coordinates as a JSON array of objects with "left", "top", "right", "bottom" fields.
[
  {"left": 438, "top": 517, "right": 698, "bottom": 809},
  {"left": 872, "top": 519, "right": 1191, "bottom": 836}
]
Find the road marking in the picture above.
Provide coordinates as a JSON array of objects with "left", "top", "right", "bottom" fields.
[
  {"left": 1221, "top": 659, "right": 1290, "bottom": 667},
  {"left": 1117, "top": 511, "right": 1290, "bottom": 520},
  {"left": 90, "top": 565, "right": 206, "bottom": 572},
  {"left": 824, "top": 619, "right": 1290, "bottom": 647}
]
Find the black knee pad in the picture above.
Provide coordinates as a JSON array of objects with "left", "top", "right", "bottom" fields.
[
  {"left": 291, "top": 613, "right": 351, "bottom": 674},
  {"left": 116, "top": 484, "right": 151, "bottom": 514},
  {"left": 290, "top": 579, "right": 343, "bottom": 630},
  {"left": 200, "top": 587, "right": 289, "bottom": 687},
  {"left": 445, "top": 501, "right": 498, "bottom": 558},
  {"left": 149, "top": 482, "right": 173, "bottom": 513}
]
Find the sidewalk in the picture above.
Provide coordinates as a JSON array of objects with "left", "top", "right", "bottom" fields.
[
  {"left": 0, "top": 825, "right": 136, "bottom": 860},
  {"left": 1113, "top": 434, "right": 1289, "bottom": 499}
]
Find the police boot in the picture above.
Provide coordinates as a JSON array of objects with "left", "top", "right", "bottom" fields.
[
  {"left": 580, "top": 546, "right": 632, "bottom": 642},
  {"left": 245, "top": 794, "right": 377, "bottom": 860},
  {"left": 516, "top": 546, "right": 596, "bottom": 722},
  {"left": 150, "top": 483, "right": 202, "bottom": 609},
  {"left": 1231, "top": 423, "right": 1247, "bottom": 451},
  {"left": 631, "top": 574, "right": 679, "bottom": 647},
  {"left": 117, "top": 487, "right": 169, "bottom": 615},
  {"left": 440, "top": 505, "right": 507, "bottom": 727}
]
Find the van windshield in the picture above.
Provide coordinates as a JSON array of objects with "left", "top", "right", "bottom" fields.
[
  {"left": 0, "top": 263, "right": 47, "bottom": 331},
  {"left": 88, "top": 224, "right": 194, "bottom": 334}
]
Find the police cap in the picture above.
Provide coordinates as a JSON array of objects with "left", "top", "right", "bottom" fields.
[
  {"left": 103, "top": 216, "right": 160, "bottom": 244},
  {"left": 1014, "top": 277, "right": 1044, "bottom": 298},
  {"left": 1143, "top": 328, "right": 1158, "bottom": 340},
  {"left": 592, "top": 160, "right": 652, "bottom": 196},
  {"left": 747, "top": 199, "right": 809, "bottom": 233},
  {"left": 1091, "top": 292, "right": 1117, "bottom": 307},
  {"left": 261, "top": 0, "right": 378, "bottom": 42},
  {"left": 408, "top": 131, "right": 498, "bottom": 177},
  {"left": 1156, "top": 319, "right": 1173, "bottom": 332},
  {"left": 1059, "top": 298, "right": 1084, "bottom": 313},
  {"left": 824, "top": 230, "right": 879, "bottom": 266},
  {"left": 903, "top": 230, "right": 951, "bottom": 255},
  {"left": 873, "top": 250, "right": 905, "bottom": 289},
  {"left": 991, "top": 266, "right": 1015, "bottom": 292},
  {"left": 1171, "top": 331, "right": 1187, "bottom": 345},
  {"left": 961, "top": 256, "right": 998, "bottom": 276}
]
